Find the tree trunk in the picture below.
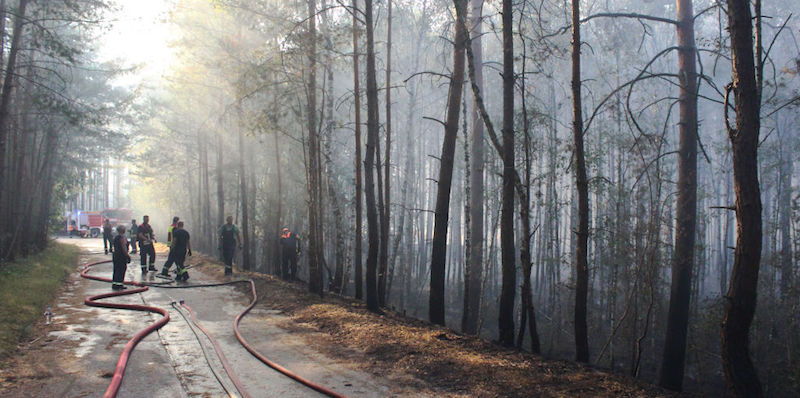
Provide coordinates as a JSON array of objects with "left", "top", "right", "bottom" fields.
[
  {"left": 307, "top": 0, "right": 324, "bottom": 295},
  {"left": 660, "top": 0, "right": 699, "bottom": 390},
  {"left": 497, "top": 0, "right": 516, "bottom": 347},
  {"left": 273, "top": 125, "right": 283, "bottom": 275},
  {"left": 364, "top": 0, "right": 380, "bottom": 312},
  {"left": 429, "top": 0, "right": 467, "bottom": 326},
  {"left": 217, "top": 133, "right": 224, "bottom": 229},
  {"left": 237, "top": 106, "right": 251, "bottom": 271},
  {"left": 352, "top": 0, "right": 364, "bottom": 300},
  {"left": 377, "top": 0, "right": 393, "bottom": 308},
  {"left": 462, "top": 0, "right": 485, "bottom": 336},
  {"left": 778, "top": 121, "right": 792, "bottom": 299},
  {"left": 201, "top": 131, "right": 213, "bottom": 250},
  {"left": 571, "top": 0, "right": 589, "bottom": 362},
  {"left": 721, "top": 1, "right": 763, "bottom": 396}
]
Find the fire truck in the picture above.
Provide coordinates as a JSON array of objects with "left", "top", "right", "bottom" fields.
[{"left": 67, "top": 208, "right": 132, "bottom": 238}]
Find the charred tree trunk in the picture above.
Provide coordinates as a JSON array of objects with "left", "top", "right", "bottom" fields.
[
  {"left": 364, "top": 0, "right": 380, "bottom": 312},
  {"left": 660, "top": 0, "right": 699, "bottom": 390},
  {"left": 377, "top": 0, "right": 392, "bottom": 308},
  {"left": 307, "top": 0, "right": 324, "bottom": 295},
  {"left": 429, "top": 0, "right": 467, "bottom": 326},
  {"left": 497, "top": 0, "right": 516, "bottom": 347},
  {"left": 353, "top": 0, "right": 364, "bottom": 300},
  {"left": 571, "top": 0, "right": 589, "bottom": 362},
  {"left": 721, "top": 1, "right": 763, "bottom": 396}
]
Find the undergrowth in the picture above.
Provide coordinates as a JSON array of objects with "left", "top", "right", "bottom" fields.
[{"left": 0, "top": 243, "right": 79, "bottom": 360}]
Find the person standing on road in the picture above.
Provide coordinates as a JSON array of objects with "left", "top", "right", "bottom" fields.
[
  {"left": 280, "top": 227, "right": 300, "bottom": 280},
  {"left": 111, "top": 225, "right": 131, "bottom": 290},
  {"left": 171, "top": 221, "right": 192, "bottom": 281},
  {"left": 137, "top": 215, "right": 157, "bottom": 273},
  {"left": 129, "top": 219, "right": 139, "bottom": 254},
  {"left": 159, "top": 216, "right": 180, "bottom": 277},
  {"left": 217, "top": 216, "right": 241, "bottom": 276},
  {"left": 102, "top": 218, "right": 114, "bottom": 255}
]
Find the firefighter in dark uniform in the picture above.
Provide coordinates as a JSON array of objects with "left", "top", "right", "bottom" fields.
[
  {"left": 102, "top": 218, "right": 114, "bottom": 255},
  {"left": 159, "top": 216, "right": 180, "bottom": 277},
  {"left": 137, "top": 215, "right": 157, "bottom": 273},
  {"left": 280, "top": 227, "right": 300, "bottom": 280},
  {"left": 129, "top": 219, "right": 139, "bottom": 254},
  {"left": 217, "top": 215, "right": 241, "bottom": 276},
  {"left": 172, "top": 221, "right": 192, "bottom": 281},
  {"left": 111, "top": 225, "right": 131, "bottom": 290}
]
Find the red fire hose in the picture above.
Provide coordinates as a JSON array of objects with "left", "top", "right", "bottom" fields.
[
  {"left": 231, "top": 280, "right": 348, "bottom": 398},
  {"left": 81, "top": 258, "right": 348, "bottom": 398},
  {"left": 180, "top": 301, "right": 252, "bottom": 398},
  {"left": 80, "top": 260, "right": 169, "bottom": 398}
]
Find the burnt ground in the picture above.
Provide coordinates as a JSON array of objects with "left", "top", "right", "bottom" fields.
[{"left": 222, "top": 264, "right": 678, "bottom": 398}]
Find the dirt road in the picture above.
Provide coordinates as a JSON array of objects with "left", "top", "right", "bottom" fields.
[{"left": 0, "top": 238, "right": 423, "bottom": 397}]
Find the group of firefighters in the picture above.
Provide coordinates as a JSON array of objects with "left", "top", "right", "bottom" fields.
[{"left": 101, "top": 216, "right": 301, "bottom": 291}]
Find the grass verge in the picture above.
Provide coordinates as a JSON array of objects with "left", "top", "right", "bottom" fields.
[{"left": 0, "top": 242, "right": 79, "bottom": 359}]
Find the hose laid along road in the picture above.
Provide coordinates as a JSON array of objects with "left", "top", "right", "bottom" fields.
[{"left": 80, "top": 259, "right": 347, "bottom": 398}]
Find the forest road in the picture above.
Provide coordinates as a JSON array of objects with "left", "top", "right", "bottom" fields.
[{"left": 0, "top": 238, "right": 415, "bottom": 398}]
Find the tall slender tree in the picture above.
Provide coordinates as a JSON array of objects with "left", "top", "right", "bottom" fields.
[
  {"left": 497, "top": 0, "right": 516, "bottom": 347},
  {"left": 237, "top": 104, "right": 251, "bottom": 271},
  {"left": 462, "top": 0, "right": 484, "bottom": 336},
  {"left": 352, "top": 0, "right": 364, "bottom": 300},
  {"left": 571, "top": 0, "right": 589, "bottom": 362},
  {"left": 364, "top": 0, "right": 381, "bottom": 312},
  {"left": 660, "top": 0, "right": 699, "bottom": 390},
  {"left": 721, "top": 0, "right": 763, "bottom": 396},
  {"left": 307, "top": 0, "right": 324, "bottom": 294},
  {"left": 430, "top": 0, "right": 467, "bottom": 326},
  {"left": 378, "top": 0, "right": 393, "bottom": 307}
]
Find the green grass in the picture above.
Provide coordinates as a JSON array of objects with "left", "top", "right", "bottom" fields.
[{"left": 0, "top": 242, "right": 79, "bottom": 359}]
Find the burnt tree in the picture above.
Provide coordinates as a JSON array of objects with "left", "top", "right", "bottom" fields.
[
  {"left": 721, "top": 0, "right": 763, "bottom": 396},
  {"left": 364, "top": 0, "right": 380, "bottom": 312},
  {"left": 660, "top": 0, "right": 699, "bottom": 390},
  {"left": 429, "top": 0, "right": 467, "bottom": 326},
  {"left": 571, "top": 0, "right": 589, "bottom": 362}
]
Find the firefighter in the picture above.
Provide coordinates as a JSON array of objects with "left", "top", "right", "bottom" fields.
[
  {"left": 279, "top": 227, "right": 300, "bottom": 281},
  {"left": 129, "top": 219, "right": 139, "bottom": 254},
  {"left": 137, "top": 215, "right": 157, "bottom": 273},
  {"left": 102, "top": 218, "right": 114, "bottom": 255},
  {"left": 172, "top": 221, "right": 192, "bottom": 281},
  {"left": 111, "top": 225, "right": 131, "bottom": 290},
  {"left": 159, "top": 216, "right": 180, "bottom": 277},
  {"left": 217, "top": 216, "right": 241, "bottom": 276}
]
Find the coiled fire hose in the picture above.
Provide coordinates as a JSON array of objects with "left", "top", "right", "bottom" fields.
[{"left": 80, "top": 259, "right": 348, "bottom": 398}]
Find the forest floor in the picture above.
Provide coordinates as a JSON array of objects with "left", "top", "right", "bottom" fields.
[
  {"left": 238, "top": 268, "right": 679, "bottom": 397},
  {"left": 0, "top": 238, "right": 680, "bottom": 397}
]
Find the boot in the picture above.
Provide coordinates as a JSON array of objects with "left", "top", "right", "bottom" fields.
[
  {"left": 141, "top": 266, "right": 147, "bottom": 274},
  {"left": 148, "top": 265, "right": 157, "bottom": 272},
  {"left": 224, "top": 266, "right": 232, "bottom": 276}
]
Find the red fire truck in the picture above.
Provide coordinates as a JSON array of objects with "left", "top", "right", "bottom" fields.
[{"left": 68, "top": 208, "right": 132, "bottom": 237}]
